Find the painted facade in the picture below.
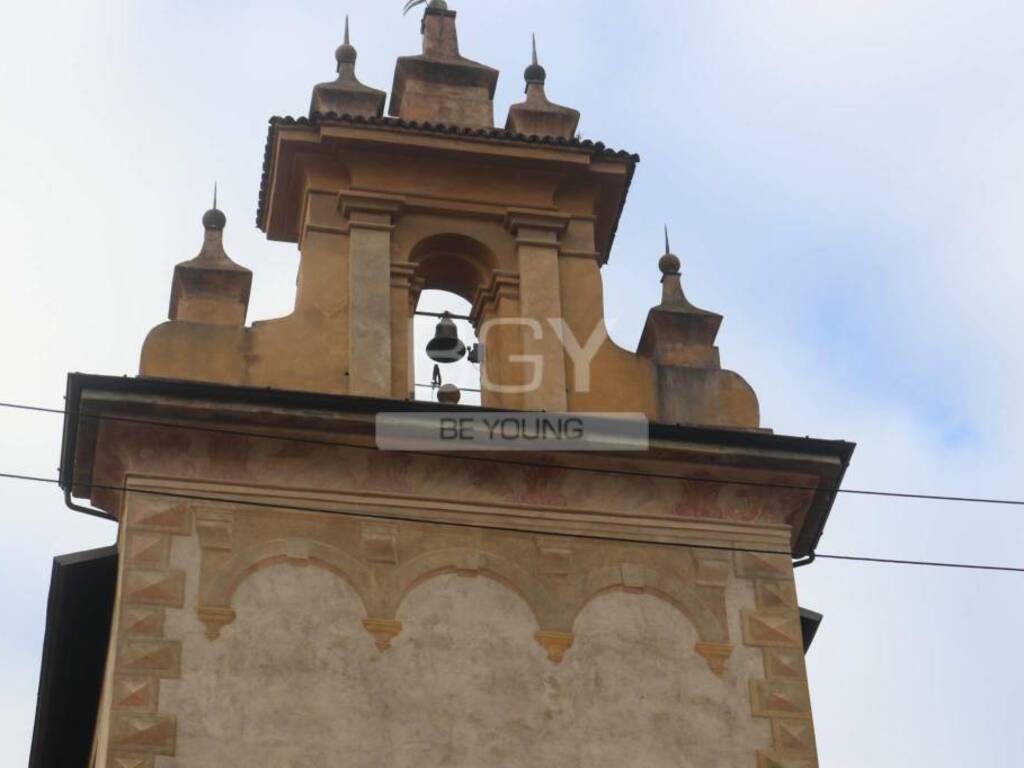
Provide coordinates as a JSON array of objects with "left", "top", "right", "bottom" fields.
[{"left": 52, "top": 4, "right": 854, "bottom": 767}]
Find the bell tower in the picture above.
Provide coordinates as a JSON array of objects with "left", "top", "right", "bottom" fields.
[
  {"left": 53, "top": 5, "right": 854, "bottom": 768},
  {"left": 141, "top": 3, "right": 758, "bottom": 424}
]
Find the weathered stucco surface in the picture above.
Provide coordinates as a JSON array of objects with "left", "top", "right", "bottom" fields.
[
  {"left": 67, "top": 5, "right": 849, "bottom": 766},
  {"left": 161, "top": 565, "right": 769, "bottom": 768},
  {"left": 90, "top": 459, "right": 821, "bottom": 767}
]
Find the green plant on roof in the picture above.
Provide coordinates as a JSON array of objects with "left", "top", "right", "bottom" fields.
[{"left": 403, "top": 0, "right": 448, "bottom": 15}]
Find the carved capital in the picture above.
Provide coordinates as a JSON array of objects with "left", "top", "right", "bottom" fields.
[
  {"left": 694, "top": 641, "right": 734, "bottom": 678},
  {"left": 339, "top": 191, "right": 403, "bottom": 228},
  {"left": 362, "top": 618, "right": 404, "bottom": 652},
  {"left": 360, "top": 523, "right": 398, "bottom": 565},
  {"left": 535, "top": 630, "right": 575, "bottom": 664},
  {"left": 536, "top": 537, "right": 572, "bottom": 576},
  {"left": 469, "top": 270, "right": 520, "bottom": 324},
  {"left": 197, "top": 607, "right": 237, "bottom": 641},
  {"left": 195, "top": 508, "right": 234, "bottom": 552},
  {"left": 504, "top": 210, "right": 569, "bottom": 242}
]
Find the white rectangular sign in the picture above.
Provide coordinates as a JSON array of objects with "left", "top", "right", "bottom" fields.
[{"left": 375, "top": 412, "right": 650, "bottom": 452}]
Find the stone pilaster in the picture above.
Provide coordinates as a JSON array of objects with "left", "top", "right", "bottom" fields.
[
  {"left": 505, "top": 211, "right": 570, "bottom": 412},
  {"left": 390, "top": 262, "right": 422, "bottom": 400},
  {"left": 340, "top": 193, "right": 401, "bottom": 397}
]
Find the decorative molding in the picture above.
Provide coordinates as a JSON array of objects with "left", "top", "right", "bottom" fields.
[
  {"left": 361, "top": 523, "right": 398, "bottom": 564},
  {"left": 120, "top": 606, "right": 165, "bottom": 638},
  {"left": 620, "top": 563, "right": 646, "bottom": 593},
  {"left": 126, "top": 500, "right": 191, "bottom": 535},
  {"left": 756, "top": 580, "right": 798, "bottom": 611},
  {"left": 535, "top": 631, "right": 575, "bottom": 664},
  {"left": 536, "top": 538, "right": 572, "bottom": 576},
  {"left": 694, "top": 642, "right": 734, "bottom": 678},
  {"left": 195, "top": 508, "right": 234, "bottom": 551},
  {"left": 123, "top": 570, "right": 186, "bottom": 609},
  {"left": 735, "top": 552, "right": 793, "bottom": 581},
  {"left": 118, "top": 640, "right": 182, "bottom": 679},
  {"left": 338, "top": 191, "right": 403, "bottom": 225},
  {"left": 110, "top": 477, "right": 811, "bottom": 764},
  {"left": 737, "top": 550, "right": 819, "bottom": 765},
  {"left": 470, "top": 270, "right": 520, "bottom": 324},
  {"left": 125, "top": 533, "right": 170, "bottom": 569},
  {"left": 504, "top": 209, "right": 570, "bottom": 238},
  {"left": 749, "top": 679, "right": 812, "bottom": 720},
  {"left": 742, "top": 610, "right": 803, "bottom": 649},
  {"left": 109, "top": 713, "right": 177, "bottom": 755},
  {"left": 762, "top": 648, "right": 807, "bottom": 681},
  {"left": 572, "top": 560, "right": 728, "bottom": 645},
  {"left": 362, "top": 618, "right": 404, "bottom": 651},
  {"left": 197, "top": 607, "right": 238, "bottom": 641},
  {"left": 772, "top": 719, "right": 817, "bottom": 754},
  {"left": 112, "top": 676, "right": 160, "bottom": 711},
  {"left": 108, "top": 497, "right": 193, "bottom": 764},
  {"left": 454, "top": 549, "right": 482, "bottom": 577},
  {"left": 694, "top": 554, "right": 732, "bottom": 587}
]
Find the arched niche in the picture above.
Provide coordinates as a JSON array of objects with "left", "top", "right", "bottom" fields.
[{"left": 408, "top": 233, "right": 500, "bottom": 307}]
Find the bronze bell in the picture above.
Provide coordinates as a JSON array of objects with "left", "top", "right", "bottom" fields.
[{"left": 426, "top": 311, "right": 466, "bottom": 363}]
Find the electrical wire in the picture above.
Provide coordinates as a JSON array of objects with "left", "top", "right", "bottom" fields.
[
  {"left": 1, "top": 470, "right": 1022, "bottom": 573},
  {"left": 0, "top": 399, "right": 1021, "bottom": 508}
]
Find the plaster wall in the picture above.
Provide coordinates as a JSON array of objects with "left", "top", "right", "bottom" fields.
[
  {"left": 161, "top": 566, "right": 769, "bottom": 768},
  {"left": 92, "top": 474, "right": 819, "bottom": 768}
]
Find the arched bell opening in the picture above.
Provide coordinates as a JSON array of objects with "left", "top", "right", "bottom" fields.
[
  {"left": 414, "top": 290, "right": 481, "bottom": 406},
  {"left": 408, "top": 234, "right": 499, "bottom": 407},
  {"left": 409, "top": 233, "right": 499, "bottom": 304}
]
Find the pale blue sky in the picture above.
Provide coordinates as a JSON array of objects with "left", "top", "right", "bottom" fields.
[{"left": 1, "top": 1, "right": 1022, "bottom": 765}]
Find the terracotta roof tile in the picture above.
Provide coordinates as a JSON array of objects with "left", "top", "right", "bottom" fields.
[{"left": 255, "top": 112, "right": 639, "bottom": 230}]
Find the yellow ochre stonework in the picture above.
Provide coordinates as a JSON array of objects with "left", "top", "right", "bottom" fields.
[
  {"left": 139, "top": 1, "right": 759, "bottom": 428},
  {"left": 65, "top": 3, "right": 855, "bottom": 767}
]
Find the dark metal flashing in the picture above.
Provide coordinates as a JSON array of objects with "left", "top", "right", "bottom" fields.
[
  {"left": 800, "top": 607, "right": 824, "bottom": 653},
  {"left": 29, "top": 546, "right": 117, "bottom": 768},
  {"left": 254, "top": 112, "right": 640, "bottom": 249}
]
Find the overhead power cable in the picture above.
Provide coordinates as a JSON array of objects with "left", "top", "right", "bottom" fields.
[
  {"left": 0, "top": 470, "right": 1022, "bottom": 574},
  {"left": 0, "top": 399, "right": 1021, "bottom": 508}
]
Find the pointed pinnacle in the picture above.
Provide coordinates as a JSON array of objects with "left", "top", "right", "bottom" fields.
[
  {"left": 344, "top": 15, "right": 350, "bottom": 45},
  {"left": 532, "top": 34, "right": 538, "bottom": 66},
  {"left": 213, "top": 182, "right": 218, "bottom": 211},
  {"left": 664, "top": 224, "right": 670, "bottom": 254}
]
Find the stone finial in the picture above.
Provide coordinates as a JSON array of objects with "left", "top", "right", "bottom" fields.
[
  {"left": 390, "top": 2, "right": 499, "bottom": 127},
  {"left": 310, "top": 16, "right": 387, "bottom": 118},
  {"left": 505, "top": 36, "right": 581, "bottom": 139},
  {"left": 169, "top": 197, "right": 252, "bottom": 327},
  {"left": 336, "top": 16, "right": 356, "bottom": 65},
  {"left": 525, "top": 34, "right": 545, "bottom": 86},
  {"left": 647, "top": 228, "right": 722, "bottom": 346},
  {"left": 637, "top": 229, "right": 759, "bottom": 427}
]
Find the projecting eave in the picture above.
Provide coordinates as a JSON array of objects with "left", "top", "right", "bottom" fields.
[
  {"left": 256, "top": 113, "right": 638, "bottom": 263},
  {"left": 61, "top": 373, "right": 853, "bottom": 556}
]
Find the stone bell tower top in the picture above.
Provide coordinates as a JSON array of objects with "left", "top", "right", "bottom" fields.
[
  {"left": 505, "top": 36, "right": 581, "bottom": 139},
  {"left": 390, "top": 1, "right": 499, "bottom": 127},
  {"left": 310, "top": 18, "right": 387, "bottom": 119},
  {"left": 168, "top": 194, "right": 252, "bottom": 327},
  {"left": 143, "top": 4, "right": 760, "bottom": 428}
]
